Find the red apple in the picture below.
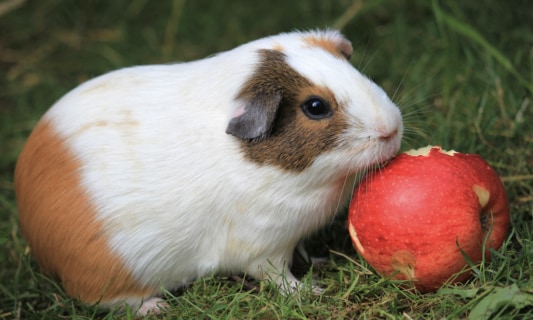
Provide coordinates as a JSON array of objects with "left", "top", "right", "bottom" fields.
[{"left": 348, "top": 145, "right": 510, "bottom": 292}]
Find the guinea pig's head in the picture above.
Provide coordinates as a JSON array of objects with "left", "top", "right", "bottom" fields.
[{"left": 226, "top": 30, "right": 403, "bottom": 179}]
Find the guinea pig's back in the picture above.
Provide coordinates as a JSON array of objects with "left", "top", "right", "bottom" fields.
[{"left": 14, "top": 62, "right": 239, "bottom": 305}]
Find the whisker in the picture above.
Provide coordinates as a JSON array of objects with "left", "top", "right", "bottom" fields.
[
  {"left": 391, "top": 68, "right": 413, "bottom": 103},
  {"left": 357, "top": 38, "right": 377, "bottom": 75}
]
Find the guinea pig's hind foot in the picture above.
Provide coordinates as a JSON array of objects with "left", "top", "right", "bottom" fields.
[{"left": 135, "top": 297, "right": 169, "bottom": 316}]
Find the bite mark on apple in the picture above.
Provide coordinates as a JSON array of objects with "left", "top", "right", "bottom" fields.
[
  {"left": 405, "top": 145, "right": 457, "bottom": 157},
  {"left": 473, "top": 185, "right": 492, "bottom": 231},
  {"left": 348, "top": 223, "right": 365, "bottom": 253},
  {"left": 473, "top": 185, "right": 490, "bottom": 207},
  {"left": 391, "top": 250, "right": 416, "bottom": 280}
]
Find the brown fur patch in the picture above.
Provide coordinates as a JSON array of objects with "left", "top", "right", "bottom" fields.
[
  {"left": 236, "top": 50, "right": 349, "bottom": 172},
  {"left": 14, "top": 120, "right": 154, "bottom": 305},
  {"left": 303, "top": 33, "right": 353, "bottom": 60}
]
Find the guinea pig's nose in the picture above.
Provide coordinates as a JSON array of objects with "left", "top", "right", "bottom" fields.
[{"left": 378, "top": 128, "right": 399, "bottom": 141}]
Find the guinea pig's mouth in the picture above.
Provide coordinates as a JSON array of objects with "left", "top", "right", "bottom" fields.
[
  {"left": 363, "top": 155, "right": 396, "bottom": 175},
  {"left": 376, "top": 157, "right": 394, "bottom": 168}
]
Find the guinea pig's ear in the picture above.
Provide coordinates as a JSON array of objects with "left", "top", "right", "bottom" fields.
[
  {"left": 226, "top": 91, "right": 282, "bottom": 140},
  {"left": 337, "top": 39, "right": 353, "bottom": 60},
  {"left": 226, "top": 49, "right": 288, "bottom": 140}
]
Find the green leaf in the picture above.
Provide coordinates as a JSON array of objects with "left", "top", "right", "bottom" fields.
[
  {"left": 469, "top": 284, "right": 533, "bottom": 320},
  {"left": 437, "top": 287, "right": 480, "bottom": 299}
]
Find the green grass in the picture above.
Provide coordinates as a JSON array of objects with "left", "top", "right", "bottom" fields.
[{"left": 1, "top": 0, "right": 532, "bottom": 319}]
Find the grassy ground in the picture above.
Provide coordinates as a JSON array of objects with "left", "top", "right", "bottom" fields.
[{"left": 1, "top": 0, "right": 532, "bottom": 319}]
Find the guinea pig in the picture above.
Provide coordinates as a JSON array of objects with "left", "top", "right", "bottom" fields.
[{"left": 14, "top": 29, "right": 403, "bottom": 315}]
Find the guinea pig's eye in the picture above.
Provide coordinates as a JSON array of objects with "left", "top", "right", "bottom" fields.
[{"left": 301, "top": 97, "right": 332, "bottom": 120}]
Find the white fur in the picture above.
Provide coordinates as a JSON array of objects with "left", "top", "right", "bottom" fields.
[{"left": 43, "top": 30, "right": 402, "bottom": 312}]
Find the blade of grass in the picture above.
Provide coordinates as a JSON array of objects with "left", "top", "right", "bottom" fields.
[
  {"left": 456, "top": 238, "right": 482, "bottom": 279},
  {"left": 332, "top": 0, "right": 362, "bottom": 31},
  {"left": 432, "top": 0, "right": 533, "bottom": 95},
  {"left": 332, "top": 0, "right": 394, "bottom": 31}
]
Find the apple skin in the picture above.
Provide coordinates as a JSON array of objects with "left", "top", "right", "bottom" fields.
[{"left": 348, "top": 145, "right": 510, "bottom": 292}]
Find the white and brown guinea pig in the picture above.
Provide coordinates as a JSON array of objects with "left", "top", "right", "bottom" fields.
[{"left": 15, "top": 29, "right": 403, "bottom": 315}]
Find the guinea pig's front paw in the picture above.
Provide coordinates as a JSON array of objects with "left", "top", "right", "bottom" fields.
[
  {"left": 274, "top": 270, "right": 326, "bottom": 296},
  {"left": 311, "top": 285, "right": 325, "bottom": 294},
  {"left": 135, "top": 297, "right": 169, "bottom": 317},
  {"left": 278, "top": 278, "right": 326, "bottom": 297}
]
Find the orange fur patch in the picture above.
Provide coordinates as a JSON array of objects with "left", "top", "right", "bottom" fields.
[
  {"left": 272, "top": 43, "right": 284, "bottom": 52},
  {"left": 303, "top": 34, "right": 353, "bottom": 60},
  {"left": 14, "top": 120, "right": 154, "bottom": 305}
]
